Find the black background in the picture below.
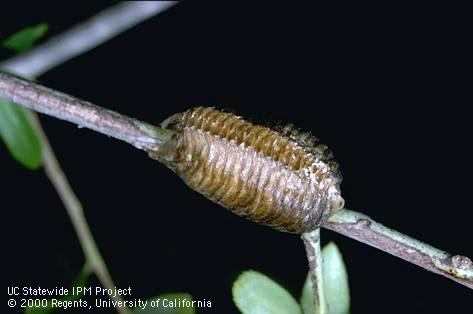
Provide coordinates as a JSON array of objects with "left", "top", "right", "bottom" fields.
[{"left": 2, "top": 2, "right": 471, "bottom": 313}]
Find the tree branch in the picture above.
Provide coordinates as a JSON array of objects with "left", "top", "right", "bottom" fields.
[
  {"left": 0, "top": 1, "right": 177, "bottom": 78},
  {"left": 324, "top": 209, "right": 473, "bottom": 289},
  {"left": 0, "top": 71, "right": 173, "bottom": 151},
  {"left": 1, "top": 71, "right": 472, "bottom": 291}
]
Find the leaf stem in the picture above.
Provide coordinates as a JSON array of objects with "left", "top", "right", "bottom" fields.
[
  {"left": 324, "top": 209, "right": 473, "bottom": 289},
  {"left": 302, "top": 229, "right": 327, "bottom": 314}
]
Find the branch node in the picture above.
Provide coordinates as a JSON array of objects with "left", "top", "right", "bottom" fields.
[
  {"left": 452, "top": 255, "right": 473, "bottom": 271},
  {"left": 356, "top": 218, "right": 371, "bottom": 228}
]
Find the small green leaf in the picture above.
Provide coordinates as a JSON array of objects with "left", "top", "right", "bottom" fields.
[
  {"left": 133, "top": 293, "right": 195, "bottom": 314},
  {"left": 300, "top": 277, "right": 316, "bottom": 314},
  {"left": 301, "top": 242, "right": 350, "bottom": 314},
  {"left": 0, "top": 99, "right": 42, "bottom": 169},
  {"left": 322, "top": 243, "right": 350, "bottom": 314},
  {"left": 24, "top": 305, "right": 51, "bottom": 314},
  {"left": 233, "top": 270, "right": 301, "bottom": 314},
  {"left": 24, "top": 266, "right": 91, "bottom": 314},
  {"left": 3, "top": 23, "right": 48, "bottom": 53}
]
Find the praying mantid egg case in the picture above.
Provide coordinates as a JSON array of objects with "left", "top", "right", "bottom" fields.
[{"left": 150, "top": 107, "right": 344, "bottom": 234}]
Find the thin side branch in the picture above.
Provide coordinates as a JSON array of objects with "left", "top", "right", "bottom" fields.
[
  {"left": 0, "top": 1, "right": 177, "bottom": 78},
  {"left": 302, "top": 229, "right": 327, "bottom": 314},
  {"left": 0, "top": 71, "right": 173, "bottom": 151},
  {"left": 324, "top": 209, "right": 473, "bottom": 289},
  {"left": 27, "top": 112, "right": 130, "bottom": 314}
]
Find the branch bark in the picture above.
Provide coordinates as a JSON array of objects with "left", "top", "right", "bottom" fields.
[
  {"left": 325, "top": 209, "right": 473, "bottom": 289},
  {"left": 0, "top": 71, "right": 173, "bottom": 151}
]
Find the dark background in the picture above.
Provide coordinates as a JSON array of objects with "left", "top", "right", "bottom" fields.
[{"left": 2, "top": 2, "right": 471, "bottom": 313}]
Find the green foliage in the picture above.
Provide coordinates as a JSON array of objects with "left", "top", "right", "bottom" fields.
[
  {"left": 233, "top": 270, "right": 301, "bottom": 314},
  {"left": 133, "top": 293, "right": 195, "bottom": 314},
  {"left": 2, "top": 23, "right": 48, "bottom": 53},
  {"left": 300, "top": 276, "right": 316, "bottom": 314},
  {"left": 24, "top": 266, "right": 91, "bottom": 314},
  {"left": 301, "top": 242, "right": 350, "bottom": 314},
  {"left": 0, "top": 24, "right": 50, "bottom": 169},
  {"left": 0, "top": 99, "right": 42, "bottom": 169},
  {"left": 233, "top": 242, "right": 350, "bottom": 314}
]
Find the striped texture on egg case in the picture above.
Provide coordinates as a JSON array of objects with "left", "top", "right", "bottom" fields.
[{"left": 151, "top": 107, "right": 344, "bottom": 234}]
